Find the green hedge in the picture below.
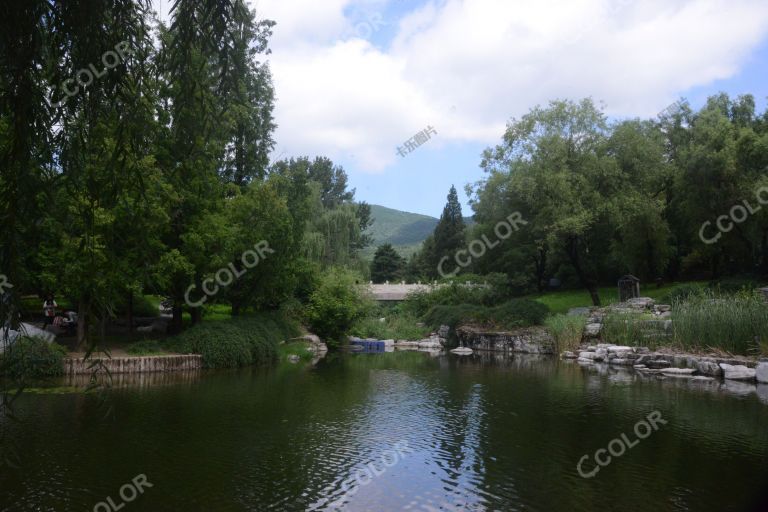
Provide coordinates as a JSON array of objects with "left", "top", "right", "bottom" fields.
[
  {"left": 424, "top": 299, "right": 549, "bottom": 332},
  {"left": 0, "top": 336, "right": 67, "bottom": 379},
  {"left": 164, "top": 312, "right": 301, "bottom": 368}
]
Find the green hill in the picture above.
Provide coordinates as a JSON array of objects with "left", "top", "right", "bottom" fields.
[
  {"left": 362, "top": 204, "right": 475, "bottom": 259},
  {"left": 362, "top": 205, "right": 437, "bottom": 258}
]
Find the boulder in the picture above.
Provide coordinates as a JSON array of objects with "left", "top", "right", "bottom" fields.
[
  {"left": 607, "top": 345, "right": 633, "bottom": 353},
  {"left": 645, "top": 359, "right": 671, "bottom": 369},
  {"left": 579, "top": 351, "right": 598, "bottom": 360},
  {"left": 719, "top": 364, "right": 757, "bottom": 381},
  {"left": 562, "top": 351, "right": 578, "bottom": 359},
  {"left": 437, "top": 325, "right": 450, "bottom": 339},
  {"left": 450, "top": 347, "right": 473, "bottom": 355},
  {"left": 756, "top": 362, "right": 768, "bottom": 384},
  {"left": 609, "top": 358, "right": 633, "bottom": 366},
  {"left": 584, "top": 323, "right": 602, "bottom": 337},
  {"left": 661, "top": 368, "right": 696, "bottom": 376},
  {"left": 627, "top": 297, "right": 655, "bottom": 309},
  {"left": 418, "top": 337, "right": 442, "bottom": 349},
  {"left": 696, "top": 359, "right": 722, "bottom": 377}
]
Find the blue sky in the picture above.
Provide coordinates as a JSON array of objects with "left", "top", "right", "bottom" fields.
[{"left": 240, "top": 1, "right": 768, "bottom": 217}]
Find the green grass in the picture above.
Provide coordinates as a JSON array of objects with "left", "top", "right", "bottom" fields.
[
  {"left": 351, "top": 311, "right": 429, "bottom": 340},
  {"left": 672, "top": 291, "right": 768, "bottom": 356},
  {"left": 544, "top": 314, "right": 587, "bottom": 352},
  {"left": 277, "top": 342, "right": 314, "bottom": 362},
  {"left": 126, "top": 340, "right": 167, "bottom": 356},
  {"left": 531, "top": 282, "right": 704, "bottom": 314},
  {"left": 601, "top": 313, "right": 668, "bottom": 349}
]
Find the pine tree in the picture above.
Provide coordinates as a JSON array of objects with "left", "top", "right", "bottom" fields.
[
  {"left": 370, "top": 244, "right": 405, "bottom": 283},
  {"left": 429, "top": 185, "right": 466, "bottom": 276}
]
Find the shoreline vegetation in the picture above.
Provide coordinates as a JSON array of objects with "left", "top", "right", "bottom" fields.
[{"left": 4, "top": 277, "right": 768, "bottom": 379}]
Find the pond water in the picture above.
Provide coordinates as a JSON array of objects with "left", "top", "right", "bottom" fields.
[{"left": 1, "top": 352, "right": 767, "bottom": 511}]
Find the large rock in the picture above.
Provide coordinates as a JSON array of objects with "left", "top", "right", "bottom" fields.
[
  {"left": 627, "top": 297, "right": 655, "bottom": 309},
  {"left": 607, "top": 345, "right": 633, "bottom": 353},
  {"left": 579, "top": 351, "right": 598, "bottom": 360},
  {"left": 417, "top": 337, "right": 442, "bottom": 349},
  {"left": 696, "top": 359, "right": 722, "bottom": 377},
  {"left": 457, "top": 326, "right": 555, "bottom": 354},
  {"left": 562, "top": 351, "right": 578, "bottom": 359},
  {"left": 645, "top": 359, "right": 671, "bottom": 369},
  {"left": 754, "top": 362, "right": 768, "bottom": 384},
  {"left": 584, "top": 323, "right": 602, "bottom": 337},
  {"left": 661, "top": 368, "right": 696, "bottom": 376},
  {"left": 719, "top": 364, "right": 757, "bottom": 381}
]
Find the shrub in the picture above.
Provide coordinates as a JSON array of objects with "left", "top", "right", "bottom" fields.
[
  {"left": 1, "top": 337, "right": 66, "bottom": 379},
  {"left": 401, "top": 277, "right": 510, "bottom": 317},
  {"left": 659, "top": 283, "right": 704, "bottom": 305},
  {"left": 114, "top": 294, "right": 160, "bottom": 317},
  {"left": 545, "top": 314, "right": 587, "bottom": 352},
  {"left": 672, "top": 291, "right": 768, "bottom": 355},
  {"left": 707, "top": 277, "right": 760, "bottom": 295},
  {"left": 164, "top": 312, "right": 299, "bottom": 368},
  {"left": 351, "top": 310, "right": 428, "bottom": 341},
  {"left": 305, "top": 268, "right": 372, "bottom": 347},
  {"left": 423, "top": 299, "right": 549, "bottom": 332}
]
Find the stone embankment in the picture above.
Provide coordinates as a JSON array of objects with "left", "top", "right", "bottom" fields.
[
  {"left": 63, "top": 354, "right": 203, "bottom": 376},
  {"left": 457, "top": 326, "right": 555, "bottom": 354}
]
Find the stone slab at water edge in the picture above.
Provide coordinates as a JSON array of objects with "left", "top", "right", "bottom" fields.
[{"left": 457, "top": 326, "right": 555, "bottom": 354}]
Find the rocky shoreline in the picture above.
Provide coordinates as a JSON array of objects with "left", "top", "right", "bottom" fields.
[{"left": 563, "top": 343, "right": 767, "bottom": 383}]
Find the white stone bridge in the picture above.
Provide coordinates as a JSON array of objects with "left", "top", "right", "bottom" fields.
[{"left": 366, "top": 282, "right": 488, "bottom": 301}]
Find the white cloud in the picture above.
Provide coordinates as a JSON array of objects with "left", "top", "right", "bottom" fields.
[{"left": 255, "top": 0, "right": 768, "bottom": 172}]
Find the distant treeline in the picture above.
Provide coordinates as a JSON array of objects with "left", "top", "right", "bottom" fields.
[{"left": 387, "top": 95, "right": 768, "bottom": 305}]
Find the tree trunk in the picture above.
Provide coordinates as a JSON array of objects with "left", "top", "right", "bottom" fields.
[
  {"left": 171, "top": 302, "right": 183, "bottom": 334},
  {"left": 190, "top": 307, "right": 201, "bottom": 325},
  {"left": 566, "top": 236, "right": 601, "bottom": 306},
  {"left": 127, "top": 291, "right": 134, "bottom": 333},
  {"left": 76, "top": 301, "right": 88, "bottom": 351},
  {"left": 533, "top": 247, "right": 547, "bottom": 293}
]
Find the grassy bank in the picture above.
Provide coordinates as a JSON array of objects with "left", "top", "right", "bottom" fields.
[{"left": 530, "top": 283, "right": 694, "bottom": 314}]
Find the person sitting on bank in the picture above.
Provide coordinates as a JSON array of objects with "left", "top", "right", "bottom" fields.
[{"left": 42, "top": 294, "right": 57, "bottom": 330}]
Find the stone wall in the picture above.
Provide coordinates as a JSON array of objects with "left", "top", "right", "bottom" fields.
[
  {"left": 456, "top": 326, "right": 555, "bottom": 354},
  {"left": 63, "top": 354, "right": 203, "bottom": 376}
]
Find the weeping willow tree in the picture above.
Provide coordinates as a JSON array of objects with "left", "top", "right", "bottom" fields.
[{"left": 303, "top": 204, "right": 365, "bottom": 268}]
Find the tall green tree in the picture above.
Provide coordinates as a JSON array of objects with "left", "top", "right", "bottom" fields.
[{"left": 370, "top": 244, "right": 405, "bottom": 283}]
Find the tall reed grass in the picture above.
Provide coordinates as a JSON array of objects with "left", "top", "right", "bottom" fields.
[
  {"left": 601, "top": 313, "right": 668, "bottom": 349},
  {"left": 672, "top": 291, "right": 768, "bottom": 355},
  {"left": 544, "top": 314, "right": 587, "bottom": 352}
]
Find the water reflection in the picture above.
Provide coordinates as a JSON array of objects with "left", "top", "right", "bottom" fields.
[{"left": 0, "top": 352, "right": 766, "bottom": 511}]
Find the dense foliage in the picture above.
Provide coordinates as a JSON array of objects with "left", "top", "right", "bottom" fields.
[
  {"left": 306, "top": 268, "right": 372, "bottom": 347},
  {"left": 0, "top": 1, "right": 372, "bottom": 352},
  {"left": 404, "top": 97, "right": 768, "bottom": 306},
  {"left": 423, "top": 299, "right": 549, "bottom": 332},
  {"left": 164, "top": 313, "right": 300, "bottom": 368},
  {"left": 370, "top": 244, "right": 406, "bottom": 283},
  {"left": 0, "top": 337, "right": 66, "bottom": 379}
]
